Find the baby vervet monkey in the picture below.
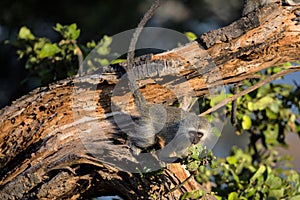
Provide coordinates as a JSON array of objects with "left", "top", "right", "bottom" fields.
[
  {"left": 243, "top": 0, "right": 300, "bottom": 16},
  {"left": 125, "top": 0, "right": 212, "bottom": 162}
]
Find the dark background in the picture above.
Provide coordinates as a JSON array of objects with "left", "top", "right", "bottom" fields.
[{"left": 0, "top": 0, "right": 242, "bottom": 108}]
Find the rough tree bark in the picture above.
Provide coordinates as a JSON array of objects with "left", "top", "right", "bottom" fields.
[{"left": 0, "top": 2, "right": 300, "bottom": 200}]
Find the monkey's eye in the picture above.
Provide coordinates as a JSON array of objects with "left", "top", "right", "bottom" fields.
[
  {"left": 197, "top": 131, "right": 204, "bottom": 139},
  {"left": 188, "top": 131, "right": 197, "bottom": 136}
]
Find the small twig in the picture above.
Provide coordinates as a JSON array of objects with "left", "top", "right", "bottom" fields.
[
  {"left": 166, "top": 173, "right": 194, "bottom": 194},
  {"left": 231, "top": 83, "right": 239, "bottom": 125},
  {"left": 199, "top": 66, "right": 300, "bottom": 116}
]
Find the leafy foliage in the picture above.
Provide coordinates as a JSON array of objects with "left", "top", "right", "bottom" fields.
[
  {"left": 182, "top": 65, "right": 300, "bottom": 199},
  {"left": 227, "top": 66, "right": 300, "bottom": 149},
  {"left": 10, "top": 24, "right": 113, "bottom": 85},
  {"left": 195, "top": 147, "right": 300, "bottom": 200}
]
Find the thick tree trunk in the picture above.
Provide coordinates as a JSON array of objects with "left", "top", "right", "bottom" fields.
[{"left": 0, "top": 2, "right": 299, "bottom": 199}]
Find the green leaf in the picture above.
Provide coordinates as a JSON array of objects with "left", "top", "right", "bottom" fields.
[
  {"left": 181, "top": 192, "right": 191, "bottom": 199},
  {"left": 54, "top": 23, "right": 80, "bottom": 40},
  {"left": 289, "top": 172, "right": 300, "bottom": 184},
  {"left": 257, "top": 84, "right": 271, "bottom": 98},
  {"left": 256, "top": 96, "right": 274, "bottom": 110},
  {"left": 228, "top": 192, "right": 239, "bottom": 200},
  {"left": 268, "top": 100, "right": 280, "bottom": 113},
  {"left": 226, "top": 156, "right": 237, "bottom": 165},
  {"left": 264, "top": 124, "right": 279, "bottom": 146},
  {"left": 272, "top": 66, "right": 282, "bottom": 73},
  {"left": 209, "top": 91, "right": 226, "bottom": 107},
  {"left": 266, "top": 109, "right": 277, "bottom": 119},
  {"left": 265, "top": 175, "right": 282, "bottom": 189},
  {"left": 242, "top": 115, "right": 252, "bottom": 130},
  {"left": 214, "top": 196, "right": 222, "bottom": 200},
  {"left": 33, "top": 38, "right": 48, "bottom": 52},
  {"left": 282, "top": 62, "right": 292, "bottom": 67},
  {"left": 250, "top": 165, "right": 266, "bottom": 183},
  {"left": 39, "top": 43, "right": 61, "bottom": 58},
  {"left": 18, "top": 26, "right": 35, "bottom": 40},
  {"left": 187, "top": 160, "right": 200, "bottom": 172},
  {"left": 247, "top": 102, "right": 255, "bottom": 111},
  {"left": 94, "top": 58, "right": 109, "bottom": 66},
  {"left": 111, "top": 58, "right": 126, "bottom": 64},
  {"left": 96, "top": 35, "right": 112, "bottom": 55},
  {"left": 87, "top": 40, "right": 97, "bottom": 48},
  {"left": 55, "top": 23, "right": 63, "bottom": 31},
  {"left": 99, "top": 58, "right": 109, "bottom": 66},
  {"left": 290, "top": 195, "right": 300, "bottom": 200},
  {"left": 181, "top": 190, "right": 205, "bottom": 200},
  {"left": 68, "top": 23, "right": 80, "bottom": 40},
  {"left": 268, "top": 189, "right": 284, "bottom": 199},
  {"left": 245, "top": 188, "right": 256, "bottom": 198},
  {"left": 185, "top": 32, "right": 197, "bottom": 41}
]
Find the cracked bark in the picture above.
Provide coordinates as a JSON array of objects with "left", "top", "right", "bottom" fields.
[{"left": 0, "top": 3, "right": 300, "bottom": 200}]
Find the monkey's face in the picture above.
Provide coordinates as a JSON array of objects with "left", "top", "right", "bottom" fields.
[
  {"left": 186, "top": 126, "right": 207, "bottom": 146},
  {"left": 194, "top": 117, "right": 213, "bottom": 145},
  {"left": 189, "top": 130, "right": 204, "bottom": 144},
  {"left": 156, "top": 113, "right": 214, "bottom": 162},
  {"left": 181, "top": 114, "right": 211, "bottom": 146}
]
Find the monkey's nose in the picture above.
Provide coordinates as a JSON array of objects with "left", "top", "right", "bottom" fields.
[{"left": 191, "top": 131, "right": 204, "bottom": 144}]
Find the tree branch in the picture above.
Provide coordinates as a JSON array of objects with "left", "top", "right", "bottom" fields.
[{"left": 0, "top": 3, "right": 300, "bottom": 199}]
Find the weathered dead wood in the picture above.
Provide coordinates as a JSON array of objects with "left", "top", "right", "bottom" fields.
[{"left": 0, "top": 2, "right": 300, "bottom": 200}]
